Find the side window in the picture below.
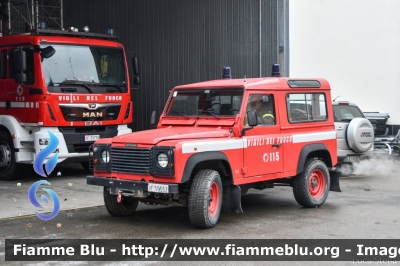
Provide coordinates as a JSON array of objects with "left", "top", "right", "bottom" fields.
[
  {"left": 245, "top": 94, "right": 275, "bottom": 125},
  {"left": 0, "top": 50, "right": 6, "bottom": 79},
  {"left": 287, "top": 93, "right": 327, "bottom": 122}
]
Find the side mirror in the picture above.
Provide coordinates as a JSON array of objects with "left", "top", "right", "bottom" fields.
[
  {"left": 14, "top": 50, "right": 26, "bottom": 72},
  {"left": 150, "top": 110, "right": 157, "bottom": 129},
  {"left": 131, "top": 56, "right": 140, "bottom": 88},
  {"left": 133, "top": 76, "right": 140, "bottom": 85},
  {"left": 247, "top": 110, "right": 258, "bottom": 127},
  {"left": 132, "top": 56, "right": 140, "bottom": 75},
  {"left": 14, "top": 49, "right": 27, "bottom": 83},
  {"left": 41, "top": 46, "right": 55, "bottom": 59}
]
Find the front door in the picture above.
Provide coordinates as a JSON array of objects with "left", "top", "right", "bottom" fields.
[{"left": 242, "top": 92, "right": 284, "bottom": 178}]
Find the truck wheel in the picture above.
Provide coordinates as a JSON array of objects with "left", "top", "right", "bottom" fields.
[
  {"left": 188, "top": 169, "right": 223, "bottom": 228},
  {"left": 103, "top": 187, "right": 139, "bottom": 216},
  {"left": 0, "top": 130, "right": 28, "bottom": 181},
  {"left": 293, "top": 159, "right": 330, "bottom": 208}
]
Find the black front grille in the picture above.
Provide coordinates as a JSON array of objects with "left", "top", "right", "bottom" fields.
[
  {"left": 110, "top": 147, "right": 151, "bottom": 174},
  {"left": 60, "top": 104, "right": 121, "bottom": 121}
]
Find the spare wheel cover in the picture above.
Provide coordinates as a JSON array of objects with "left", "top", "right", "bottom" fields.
[{"left": 346, "top": 117, "right": 374, "bottom": 153}]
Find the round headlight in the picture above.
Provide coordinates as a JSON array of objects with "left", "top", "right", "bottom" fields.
[
  {"left": 93, "top": 146, "right": 98, "bottom": 152},
  {"left": 101, "top": 150, "right": 110, "bottom": 163},
  {"left": 157, "top": 153, "right": 168, "bottom": 168}
]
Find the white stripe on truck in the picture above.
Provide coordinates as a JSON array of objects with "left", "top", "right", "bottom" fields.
[
  {"left": 292, "top": 131, "right": 336, "bottom": 143},
  {"left": 181, "top": 130, "right": 336, "bottom": 154}
]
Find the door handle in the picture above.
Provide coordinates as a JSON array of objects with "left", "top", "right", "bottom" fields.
[{"left": 272, "top": 143, "right": 281, "bottom": 148}]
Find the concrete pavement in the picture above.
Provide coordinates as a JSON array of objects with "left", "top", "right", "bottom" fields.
[{"left": 0, "top": 163, "right": 103, "bottom": 219}]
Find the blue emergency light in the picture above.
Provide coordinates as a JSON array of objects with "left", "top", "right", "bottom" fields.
[
  {"left": 272, "top": 64, "right": 281, "bottom": 77},
  {"left": 222, "top": 66, "right": 231, "bottom": 79}
]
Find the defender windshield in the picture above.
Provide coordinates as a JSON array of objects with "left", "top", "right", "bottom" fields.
[
  {"left": 166, "top": 88, "right": 244, "bottom": 117},
  {"left": 41, "top": 44, "right": 127, "bottom": 93}
]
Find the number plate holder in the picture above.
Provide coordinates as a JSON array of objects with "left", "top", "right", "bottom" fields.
[
  {"left": 344, "top": 156, "right": 360, "bottom": 162},
  {"left": 148, "top": 183, "right": 169, "bottom": 193},
  {"left": 85, "top": 135, "right": 100, "bottom": 142}
]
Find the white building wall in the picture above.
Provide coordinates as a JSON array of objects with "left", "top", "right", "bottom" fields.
[{"left": 289, "top": 0, "right": 400, "bottom": 126}]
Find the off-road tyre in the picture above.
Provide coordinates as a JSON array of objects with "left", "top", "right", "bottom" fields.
[
  {"left": 188, "top": 169, "right": 223, "bottom": 228},
  {"left": 0, "top": 130, "right": 28, "bottom": 181},
  {"left": 103, "top": 187, "right": 139, "bottom": 216},
  {"left": 293, "top": 159, "right": 330, "bottom": 208}
]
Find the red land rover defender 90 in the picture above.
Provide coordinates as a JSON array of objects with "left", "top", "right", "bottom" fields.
[{"left": 87, "top": 77, "right": 340, "bottom": 228}]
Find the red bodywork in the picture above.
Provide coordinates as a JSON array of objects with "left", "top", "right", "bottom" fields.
[
  {"left": 92, "top": 77, "right": 337, "bottom": 186},
  {"left": 0, "top": 34, "right": 132, "bottom": 126}
]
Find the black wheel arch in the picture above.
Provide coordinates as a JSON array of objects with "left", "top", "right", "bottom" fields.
[
  {"left": 296, "top": 143, "right": 333, "bottom": 174},
  {"left": 0, "top": 126, "right": 11, "bottom": 137},
  {"left": 0, "top": 126, "right": 15, "bottom": 151},
  {"left": 181, "top": 151, "right": 233, "bottom": 184}
]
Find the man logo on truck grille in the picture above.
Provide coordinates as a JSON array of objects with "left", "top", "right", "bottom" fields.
[
  {"left": 33, "top": 131, "right": 59, "bottom": 177},
  {"left": 83, "top": 112, "right": 103, "bottom": 118}
]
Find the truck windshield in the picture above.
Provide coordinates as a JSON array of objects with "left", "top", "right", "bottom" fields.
[
  {"left": 165, "top": 88, "right": 244, "bottom": 117},
  {"left": 41, "top": 44, "right": 127, "bottom": 93}
]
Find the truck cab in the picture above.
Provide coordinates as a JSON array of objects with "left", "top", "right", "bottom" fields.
[{"left": 0, "top": 27, "right": 136, "bottom": 180}]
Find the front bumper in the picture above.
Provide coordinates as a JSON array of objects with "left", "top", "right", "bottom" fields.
[{"left": 87, "top": 176, "right": 179, "bottom": 196}]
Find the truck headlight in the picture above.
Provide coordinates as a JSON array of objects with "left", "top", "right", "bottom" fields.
[
  {"left": 101, "top": 150, "right": 110, "bottom": 163},
  {"left": 157, "top": 153, "right": 168, "bottom": 168}
]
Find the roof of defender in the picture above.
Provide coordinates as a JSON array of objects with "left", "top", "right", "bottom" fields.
[{"left": 173, "top": 77, "right": 330, "bottom": 91}]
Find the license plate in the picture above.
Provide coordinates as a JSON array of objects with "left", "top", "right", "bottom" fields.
[
  {"left": 344, "top": 156, "right": 360, "bottom": 162},
  {"left": 85, "top": 135, "right": 100, "bottom": 142},
  {"left": 148, "top": 184, "right": 169, "bottom": 193}
]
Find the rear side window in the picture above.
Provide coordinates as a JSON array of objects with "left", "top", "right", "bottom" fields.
[
  {"left": 287, "top": 93, "right": 327, "bottom": 122},
  {"left": 333, "top": 105, "right": 364, "bottom": 122}
]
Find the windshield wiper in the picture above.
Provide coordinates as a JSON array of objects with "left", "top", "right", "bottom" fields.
[
  {"left": 61, "top": 87, "right": 77, "bottom": 93},
  {"left": 57, "top": 81, "right": 93, "bottom": 93},
  {"left": 98, "top": 84, "right": 123, "bottom": 93},
  {"left": 202, "top": 109, "right": 220, "bottom": 119},
  {"left": 168, "top": 111, "right": 190, "bottom": 119}
]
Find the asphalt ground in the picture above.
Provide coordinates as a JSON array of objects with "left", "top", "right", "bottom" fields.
[{"left": 0, "top": 158, "right": 400, "bottom": 265}]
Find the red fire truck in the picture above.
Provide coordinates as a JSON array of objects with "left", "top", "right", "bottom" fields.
[{"left": 0, "top": 26, "right": 138, "bottom": 181}]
